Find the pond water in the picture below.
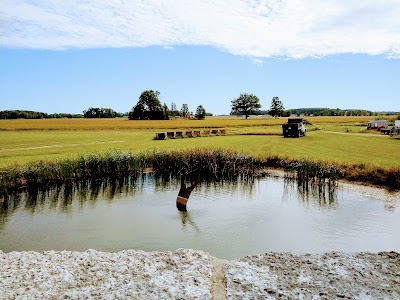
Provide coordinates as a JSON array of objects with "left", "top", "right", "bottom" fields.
[{"left": 0, "top": 175, "right": 399, "bottom": 259}]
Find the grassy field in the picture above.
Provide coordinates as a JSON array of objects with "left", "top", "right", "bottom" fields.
[{"left": 0, "top": 116, "right": 399, "bottom": 169}]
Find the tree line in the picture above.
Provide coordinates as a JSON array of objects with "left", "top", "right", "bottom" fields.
[
  {"left": 1, "top": 91, "right": 397, "bottom": 120},
  {"left": 0, "top": 110, "right": 82, "bottom": 119},
  {"left": 288, "top": 108, "right": 374, "bottom": 116}
]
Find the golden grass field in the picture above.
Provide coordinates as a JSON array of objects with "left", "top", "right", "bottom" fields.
[{"left": 1, "top": 116, "right": 399, "bottom": 169}]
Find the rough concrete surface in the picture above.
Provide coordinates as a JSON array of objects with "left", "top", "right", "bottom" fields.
[
  {"left": 225, "top": 251, "right": 400, "bottom": 300},
  {"left": 0, "top": 249, "right": 212, "bottom": 299},
  {"left": 1, "top": 249, "right": 399, "bottom": 299}
]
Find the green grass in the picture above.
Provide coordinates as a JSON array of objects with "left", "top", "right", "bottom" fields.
[
  {"left": 1, "top": 117, "right": 399, "bottom": 197},
  {"left": 1, "top": 127, "right": 399, "bottom": 169}
]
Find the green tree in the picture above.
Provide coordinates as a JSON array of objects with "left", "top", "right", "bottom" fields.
[
  {"left": 83, "top": 107, "right": 118, "bottom": 118},
  {"left": 181, "top": 104, "right": 189, "bottom": 119},
  {"left": 195, "top": 105, "right": 206, "bottom": 120},
  {"left": 269, "top": 97, "right": 285, "bottom": 118},
  {"left": 230, "top": 93, "right": 261, "bottom": 119},
  {"left": 129, "top": 90, "right": 166, "bottom": 120},
  {"left": 162, "top": 103, "right": 170, "bottom": 118}
]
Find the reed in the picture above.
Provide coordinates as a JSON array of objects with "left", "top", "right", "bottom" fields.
[{"left": 1, "top": 148, "right": 399, "bottom": 198}]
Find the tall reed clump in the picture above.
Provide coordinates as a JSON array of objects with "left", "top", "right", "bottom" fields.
[
  {"left": 143, "top": 148, "right": 263, "bottom": 181},
  {"left": 0, "top": 150, "right": 144, "bottom": 197},
  {"left": 280, "top": 159, "right": 343, "bottom": 187},
  {"left": 0, "top": 148, "right": 263, "bottom": 197}
]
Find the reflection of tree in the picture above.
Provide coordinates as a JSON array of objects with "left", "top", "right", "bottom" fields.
[
  {"left": 200, "top": 177, "right": 256, "bottom": 197},
  {"left": 179, "top": 211, "right": 200, "bottom": 234}
]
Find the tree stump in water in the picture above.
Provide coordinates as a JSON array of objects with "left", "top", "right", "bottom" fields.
[{"left": 176, "top": 172, "right": 200, "bottom": 211}]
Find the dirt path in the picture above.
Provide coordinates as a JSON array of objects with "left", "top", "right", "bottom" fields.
[
  {"left": 0, "top": 140, "right": 125, "bottom": 152},
  {"left": 323, "top": 131, "right": 388, "bottom": 137}
]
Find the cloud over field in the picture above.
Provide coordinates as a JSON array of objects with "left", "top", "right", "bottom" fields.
[{"left": 1, "top": 0, "right": 400, "bottom": 58}]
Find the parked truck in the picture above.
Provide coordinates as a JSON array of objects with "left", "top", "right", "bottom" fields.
[{"left": 282, "top": 117, "right": 306, "bottom": 138}]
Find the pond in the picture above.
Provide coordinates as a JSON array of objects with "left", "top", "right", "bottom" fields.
[{"left": 1, "top": 175, "right": 399, "bottom": 259}]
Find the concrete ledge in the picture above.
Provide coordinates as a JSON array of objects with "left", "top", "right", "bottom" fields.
[{"left": 1, "top": 249, "right": 399, "bottom": 299}]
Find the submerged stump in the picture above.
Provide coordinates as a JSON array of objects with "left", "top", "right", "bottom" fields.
[{"left": 176, "top": 172, "right": 200, "bottom": 211}]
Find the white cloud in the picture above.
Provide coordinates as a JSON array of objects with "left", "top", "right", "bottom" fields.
[{"left": 1, "top": 0, "right": 400, "bottom": 58}]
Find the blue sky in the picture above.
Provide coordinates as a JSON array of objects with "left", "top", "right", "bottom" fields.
[{"left": 1, "top": 0, "right": 400, "bottom": 115}]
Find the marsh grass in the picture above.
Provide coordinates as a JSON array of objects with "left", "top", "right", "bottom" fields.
[{"left": 1, "top": 148, "right": 399, "bottom": 199}]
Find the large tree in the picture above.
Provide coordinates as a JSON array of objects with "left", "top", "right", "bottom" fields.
[
  {"left": 129, "top": 90, "right": 166, "bottom": 120},
  {"left": 195, "top": 105, "right": 206, "bottom": 120},
  {"left": 230, "top": 93, "right": 261, "bottom": 119},
  {"left": 269, "top": 97, "right": 285, "bottom": 118}
]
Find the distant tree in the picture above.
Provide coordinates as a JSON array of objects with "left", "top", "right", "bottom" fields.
[
  {"left": 195, "top": 105, "right": 206, "bottom": 120},
  {"left": 268, "top": 97, "right": 285, "bottom": 118},
  {"left": 181, "top": 104, "right": 189, "bottom": 119},
  {"left": 281, "top": 110, "right": 291, "bottom": 117},
  {"left": 230, "top": 93, "right": 261, "bottom": 119},
  {"left": 162, "top": 103, "right": 170, "bottom": 118},
  {"left": 170, "top": 102, "right": 180, "bottom": 118},
  {"left": 171, "top": 102, "right": 177, "bottom": 111},
  {"left": 83, "top": 107, "right": 118, "bottom": 118},
  {"left": 129, "top": 90, "right": 166, "bottom": 120}
]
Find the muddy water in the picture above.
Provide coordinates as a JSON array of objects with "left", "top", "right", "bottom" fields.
[{"left": 0, "top": 175, "right": 399, "bottom": 259}]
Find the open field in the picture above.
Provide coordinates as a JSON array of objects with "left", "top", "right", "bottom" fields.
[
  {"left": 0, "top": 116, "right": 399, "bottom": 169},
  {"left": 0, "top": 115, "right": 379, "bottom": 131}
]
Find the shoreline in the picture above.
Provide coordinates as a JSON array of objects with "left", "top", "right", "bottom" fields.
[
  {"left": 265, "top": 168, "right": 400, "bottom": 204},
  {"left": 1, "top": 249, "right": 399, "bottom": 299}
]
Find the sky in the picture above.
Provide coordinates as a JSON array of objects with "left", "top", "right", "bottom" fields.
[{"left": 1, "top": 0, "right": 400, "bottom": 115}]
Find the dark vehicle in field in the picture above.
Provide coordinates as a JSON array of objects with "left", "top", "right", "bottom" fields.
[{"left": 282, "top": 118, "right": 306, "bottom": 138}]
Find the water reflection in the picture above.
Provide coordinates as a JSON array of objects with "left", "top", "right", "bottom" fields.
[
  {"left": 179, "top": 211, "right": 200, "bottom": 233},
  {"left": 1, "top": 174, "right": 399, "bottom": 257},
  {"left": 0, "top": 174, "right": 341, "bottom": 217},
  {"left": 283, "top": 179, "right": 338, "bottom": 209}
]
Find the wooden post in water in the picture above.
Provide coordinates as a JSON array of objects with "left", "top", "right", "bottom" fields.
[{"left": 176, "top": 171, "right": 200, "bottom": 211}]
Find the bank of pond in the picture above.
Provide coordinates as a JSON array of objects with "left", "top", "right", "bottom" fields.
[{"left": 0, "top": 149, "right": 399, "bottom": 200}]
